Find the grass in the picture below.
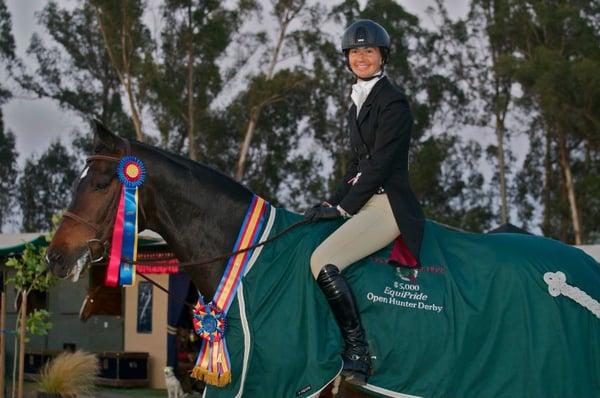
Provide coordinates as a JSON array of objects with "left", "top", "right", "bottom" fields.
[{"left": 36, "top": 351, "right": 99, "bottom": 396}]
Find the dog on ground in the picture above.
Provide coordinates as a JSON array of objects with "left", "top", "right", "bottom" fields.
[{"left": 164, "top": 366, "right": 188, "bottom": 398}]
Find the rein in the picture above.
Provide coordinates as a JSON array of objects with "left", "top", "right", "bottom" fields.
[
  {"left": 126, "top": 218, "right": 310, "bottom": 268},
  {"left": 88, "top": 217, "right": 310, "bottom": 315}
]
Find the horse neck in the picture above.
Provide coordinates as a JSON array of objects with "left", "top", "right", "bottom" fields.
[{"left": 135, "top": 145, "right": 253, "bottom": 299}]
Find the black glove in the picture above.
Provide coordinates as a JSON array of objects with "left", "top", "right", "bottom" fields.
[{"left": 303, "top": 205, "right": 342, "bottom": 223}]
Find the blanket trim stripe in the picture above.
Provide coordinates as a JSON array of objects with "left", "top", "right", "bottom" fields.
[
  {"left": 194, "top": 196, "right": 268, "bottom": 387},
  {"left": 233, "top": 206, "right": 276, "bottom": 398},
  {"left": 363, "top": 384, "right": 423, "bottom": 398},
  {"left": 234, "top": 283, "right": 251, "bottom": 398},
  {"left": 214, "top": 196, "right": 268, "bottom": 313}
]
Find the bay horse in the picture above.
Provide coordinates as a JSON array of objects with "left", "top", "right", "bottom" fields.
[
  {"left": 46, "top": 121, "right": 365, "bottom": 397},
  {"left": 47, "top": 122, "right": 600, "bottom": 398}
]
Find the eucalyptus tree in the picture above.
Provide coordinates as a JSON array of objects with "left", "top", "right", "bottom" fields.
[
  {"left": 217, "top": 67, "right": 321, "bottom": 208},
  {"left": 19, "top": 1, "right": 135, "bottom": 140},
  {"left": 411, "top": 134, "right": 493, "bottom": 231},
  {"left": 0, "top": 0, "right": 15, "bottom": 102},
  {"left": 509, "top": 0, "right": 600, "bottom": 243},
  {"left": 91, "top": 0, "right": 154, "bottom": 141},
  {"left": 0, "top": 113, "right": 17, "bottom": 232},
  {"left": 18, "top": 141, "right": 77, "bottom": 233},
  {"left": 147, "top": 0, "right": 256, "bottom": 159},
  {"left": 234, "top": 0, "right": 316, "bottom": 181},
  {"left": 0, "top": 0, "right": 16, "bottom": 232},
  {"left": 456, "top": 0, "right": 517, "bottom": 225}
]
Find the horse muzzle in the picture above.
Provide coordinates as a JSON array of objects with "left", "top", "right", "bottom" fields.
[
  {"left": 47, "top": 236, "right": 110, "bottom": 281},
  {"left": 46, "top": 246, "right": 88, "bottom": 281}
]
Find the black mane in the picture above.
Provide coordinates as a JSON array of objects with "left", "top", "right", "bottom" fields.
[
  {"left": 133, "top": 139, "right": 253, "bottom": 201},
  {"left": 122, "top": 139, "right": 255, "bottom": 299}
]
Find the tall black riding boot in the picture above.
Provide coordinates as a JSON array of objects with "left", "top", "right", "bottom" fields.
[{"left": 317, "top": 264, "right": 371, "bottom": 385}]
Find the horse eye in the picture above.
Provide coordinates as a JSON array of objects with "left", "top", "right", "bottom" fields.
[{"left": 94, "top": 178, "right": 112, "bottom": 191}]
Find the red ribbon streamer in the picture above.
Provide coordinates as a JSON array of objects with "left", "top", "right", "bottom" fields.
[{"left": 105, "top": 188, "right": 125, "bottom": 287}]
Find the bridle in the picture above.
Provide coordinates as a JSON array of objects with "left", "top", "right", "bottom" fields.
[{"left": 62, "top": 153, "right": 127, "bottom": 264}]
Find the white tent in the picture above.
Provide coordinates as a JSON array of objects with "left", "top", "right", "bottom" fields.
[{"left": 577, "top": 245, "right": 600, "bottom": 263}]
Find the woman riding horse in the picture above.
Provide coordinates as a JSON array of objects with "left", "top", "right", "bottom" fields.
[
  {"left": 304, "top": 19, "right": 424, "bottom": 386},
  {"left": 45, "top": 121, "right": 600, "bottom": 398}
]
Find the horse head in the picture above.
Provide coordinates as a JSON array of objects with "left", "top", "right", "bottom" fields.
[
  {"left": 46, "top": 121, "right": 131, "bottom": 280},
  {"left": 46, "top": 119, "right": 252, "bottom": 299}
]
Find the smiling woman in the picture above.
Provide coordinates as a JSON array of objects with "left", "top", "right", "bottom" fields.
[
  {"left": 301, "top": 18, "right": 425, "bottom": 386},
  {"left": 348, "top": 47, "right": 384, "bottom": 80}
]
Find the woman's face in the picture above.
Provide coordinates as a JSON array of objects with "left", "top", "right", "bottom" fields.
[{"left": 348, "top": 47, "right": 383, "bottom": 79}]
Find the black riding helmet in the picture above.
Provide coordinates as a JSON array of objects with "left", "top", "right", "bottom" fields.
[{"left": 341, "top": 19, "right": 390, "bottom": 73}]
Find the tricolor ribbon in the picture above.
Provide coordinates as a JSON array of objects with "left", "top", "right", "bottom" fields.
[
  {"left": 105, "top": 156, "right": 146, "bottom": 287},
  {"left": 191, "top": 195, "right": 269, "bottom": 387}
]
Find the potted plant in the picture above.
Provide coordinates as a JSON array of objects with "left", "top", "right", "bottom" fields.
[{"left": 36, "top": 351, "right": 99, "bottom": 397}]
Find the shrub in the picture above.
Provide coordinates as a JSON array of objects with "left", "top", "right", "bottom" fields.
[{"left": 37, "top": 351, "right": 99, "bottom": 396}]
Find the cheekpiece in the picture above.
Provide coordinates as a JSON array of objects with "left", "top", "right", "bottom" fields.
[
  {"left": 193, "top": 301, "right": 227, "bottom": 343},
  {"left": 117, "top": 156, "right": 146, "bottom": 188}
]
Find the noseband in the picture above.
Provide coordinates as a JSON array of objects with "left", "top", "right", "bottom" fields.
[{"left": 62, "top": 153, "right": 127, "bottom": 264}]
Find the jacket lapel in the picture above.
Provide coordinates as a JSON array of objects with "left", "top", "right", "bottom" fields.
[{"left": 356, "top": 77, "right": 387, "bottom": 126}]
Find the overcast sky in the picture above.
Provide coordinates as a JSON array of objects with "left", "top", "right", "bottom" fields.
[{"left": 4, "top": 0, "right": 470, "bottom": 166}]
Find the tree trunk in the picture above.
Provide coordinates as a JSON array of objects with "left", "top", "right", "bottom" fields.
[
  {"left": 95, "top": 4, "right": 144, "bottom": 142},
  {"left": 542, "top": 132, "right": 552, "bottom": 236},
  {"left": 186, "top": 24, "right": 197, "bottom": 161},
  {"left": 17, "top": 292, "right": 26, "bottom": 398},
  {"left": 557, "top": 130, "right": 582, "bottom": 244},
  {"left": 496, "top": 117, "right": 508, "bottom": 224},
  {"left": 124, "top": 75, "right": 144, "bottom": 142},
  {"left": 121, "top": 23, "right": 144, "bottom": 142},
  {"left": 235, "top": 107, "right": 261, "bottom": 180},
  {"left": 234, "top": 13, "right": 291, "bottom": 181}
]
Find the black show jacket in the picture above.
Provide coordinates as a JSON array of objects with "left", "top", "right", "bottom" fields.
[{"left": 328, "top": 77, "right": 425, "bottom": 261}]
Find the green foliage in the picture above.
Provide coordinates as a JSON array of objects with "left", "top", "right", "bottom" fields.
[
  {"left": 5, "top": 218, "right": 57, "bottom": 339},
  {"left": 90, "top": 0, "right": 153, "bottom": 74},
  {"left": 19, "top": 0, "right": 136, "bottom": 152},
  {"left": 216, "top": 68, "right": 323, "bottom": 207},
  {"left": 506, "top": 0, "right": 600, "bottom": 242},
  {"left": 411, "top": 134, "right": 493, "bottom": 232},
  {"left": 5, "top": 243, "right": 55, "bottom": 293},
  {"left": 146, "top": 0, "right": 256, "bottom": 157},
  {"left": 0, "top": 0, "right": 14, "bottom": 103},
  {"left": 17, "top": 141, "right": 77, "bottom": 232},
  {"left": 0, "top": 0, "right": 14, "bottom": 61},
  {"left": 0, "top": 110, "right": 17, "bottom": 231},
  {"left": 7, "top": 0, "right": 599, "bottom": 237},
  {"left": 26, "top": 309, "right": 52, "bottom": 338}
]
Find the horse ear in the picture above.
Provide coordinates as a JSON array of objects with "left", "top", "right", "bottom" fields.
[{"left": 92, "top": 119, "right": 125, "bottom": 154}]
